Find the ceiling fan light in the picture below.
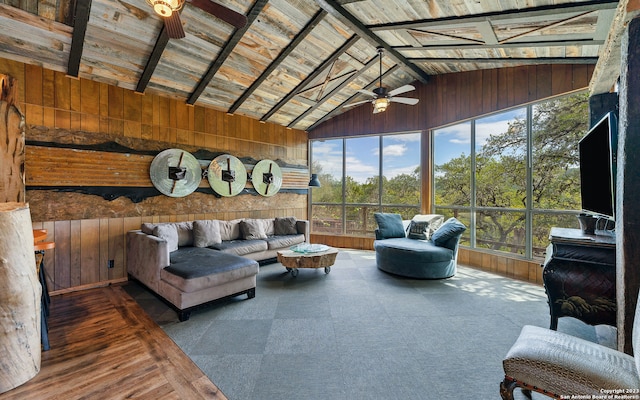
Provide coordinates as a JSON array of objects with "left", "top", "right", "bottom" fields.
[
  {"left": 373, "top": 97, "right": 390, "bottom": 113},
  {"left": 147, "top": 0, "right": 184, "bottom": 17}
]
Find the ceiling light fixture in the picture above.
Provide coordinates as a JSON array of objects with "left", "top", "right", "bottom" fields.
[
  {"left": 373, "top": 97, "right": 389, "bottom": 113},
  {"left": 147, "top": 0, "right": 185, "bottom": 17}
]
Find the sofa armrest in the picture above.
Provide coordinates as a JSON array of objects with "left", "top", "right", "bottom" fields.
[
  {"left": 126, "top": 230, "right": 170, "bottom": 292},
  {"left": 296, "top": 220, "right": 310, "bottom": 243}
]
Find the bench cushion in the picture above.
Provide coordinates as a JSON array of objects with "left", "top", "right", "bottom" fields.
[
  {"left": 503, "top": 325, "right": 640, "bottom": 396},
  {"left": 162, "top": 247, "right": 258, "bottom": 293},
  {"left": 211, "top": 239, "right": 268, "bottom": 256},
  {"left": 265, "top": 234, "right": 305, "bottom": 249}
]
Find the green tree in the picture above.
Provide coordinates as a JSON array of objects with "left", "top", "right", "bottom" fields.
[{"left": 435, "top": 92, "right": 588, "bottom": 253}]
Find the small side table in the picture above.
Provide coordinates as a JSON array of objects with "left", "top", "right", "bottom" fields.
[
  {"left": 542, "top": 227, "right": 616, "bottom": 330},
  {"left": 277, "top": 247, "right": 338, "bottom": 277}
]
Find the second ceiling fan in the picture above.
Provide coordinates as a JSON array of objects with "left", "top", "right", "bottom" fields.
[
  {"left": 347, "top": 47, "right": 419, "bottom": 114},
  {"left": 147, "top": 0, "right": 248, "bottom": 39}
]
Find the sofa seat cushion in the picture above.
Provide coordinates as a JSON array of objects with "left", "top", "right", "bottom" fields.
[
  {"left": 265, "top": 234, "right": 305, "bottom": 249},
  {"left": 162, "top": 247, "right": 258, "bottom": 293},
  {"left": 374, "top": 238, "right": 453, "bottom": 262},
  {"left": 211, "top": 239, "right": 268, "bottom": 256}
]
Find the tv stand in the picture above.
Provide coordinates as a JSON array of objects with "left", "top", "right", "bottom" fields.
[{"left": 541, "top": 227, "right": 616, "bottom": 330}]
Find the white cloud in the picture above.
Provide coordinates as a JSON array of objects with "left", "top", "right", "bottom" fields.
[{"left": 383, "top": 144, "right": 407, "bottom": 156}]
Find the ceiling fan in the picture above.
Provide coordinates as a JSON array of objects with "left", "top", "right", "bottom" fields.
[
  {"left": 346, "top": 47, "right": 419, "bottom": 114},
  {"left": 147, "top": 0, "right": 248, "bottom": 39}
]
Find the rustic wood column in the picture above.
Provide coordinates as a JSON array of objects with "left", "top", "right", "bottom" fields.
[
  {"left": 0, "top": 202, "right": 41, "bottom": 393},
  {"left": 0, "top": 74, "right": 25, "bottom": 203},
  {"left": 616, "top": 16, "right": 640, "bottom": 354}
]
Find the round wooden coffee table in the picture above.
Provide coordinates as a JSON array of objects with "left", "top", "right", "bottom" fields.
[{"left": 277, "top": 246, "right": 338, "bottom": 277}]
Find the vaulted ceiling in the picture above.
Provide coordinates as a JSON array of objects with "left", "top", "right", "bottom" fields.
[{"left": 0, "top": 0, "right": 630, "bottom": 131}]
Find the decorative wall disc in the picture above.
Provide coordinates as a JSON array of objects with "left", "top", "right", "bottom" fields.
[
  {"left": 252, "top": 159, "right": 282, "bottom": 197},
  {"left": 207, "top": 154, "right": 247, "bottom": 197},
  {"left": 150, "top": 149, "right": 202, "bottom": 197}
]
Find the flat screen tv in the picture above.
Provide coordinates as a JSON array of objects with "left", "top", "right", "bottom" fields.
[{"left": 579, "top": 111, "right": 618, "bottom": 220}]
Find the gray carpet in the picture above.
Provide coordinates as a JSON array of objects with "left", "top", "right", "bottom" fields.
[{"left": 124, "top": 249, "right": 616, "bottom": 400}]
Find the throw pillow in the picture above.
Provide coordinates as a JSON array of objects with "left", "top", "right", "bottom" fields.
[
  {"left": 406, "top": 220, "right": 430, "bottom": 240},
  {"left": 374, "top": 213, "right": 406, "bottom": 239},
  {"left": 153, "top": 224, "right": 179, "bottom": 252},
  {"left": 408, "top": 214, "right": 445, "bottom": 240},
  {"left": 193, "top": 220, "right": 222, "bottom": 247},
  {"left": 274, "top": 217, "right": 298, "bottom": 235},
  {"left": 431, "top": 217, "right": 467, "bottom": 247},
  {"left": 240, "top": 219, "right": 268, "bottom": 240}
]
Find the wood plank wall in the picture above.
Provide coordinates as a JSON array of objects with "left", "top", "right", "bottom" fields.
[
  {"left": 309, "top": 64, "right": 594, "bottom": 286},
  {"left": 0, "top": 57, "right": 309, "bottom": 294},
  {"left": 309, "top": 64, "right": 594, "bottom": 138}
]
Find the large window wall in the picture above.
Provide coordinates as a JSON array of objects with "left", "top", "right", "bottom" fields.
[
  {"left": 310, "top": 133, "right": 421, "bottom": 236},
  {"left": 433, "top": 91, "right": 588, "bottom": 259}
]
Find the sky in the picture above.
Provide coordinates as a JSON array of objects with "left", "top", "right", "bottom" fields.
[
  {"left": 310, "top": 107, "right": 527, "bottom": 184},
  {"left": 311, "top": 132, "right": 421, "bottom": 183},
  {"left": 433, "top": 108, "right": 526, "bottom": 166}
]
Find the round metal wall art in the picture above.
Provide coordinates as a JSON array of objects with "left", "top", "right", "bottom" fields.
[
  {"left": 252, "top": 159, "right": 282, "bottom": 197},
  {"left": 207, "top": 154, "right": 247, "bottom": 197},
  {"left": 150, "top": 149, "right": 202, "bottom": 197}
]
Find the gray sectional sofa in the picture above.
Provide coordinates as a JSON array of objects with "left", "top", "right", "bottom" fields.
[{"left": 127, "top": 217, "right": 308, "bottom": 321}]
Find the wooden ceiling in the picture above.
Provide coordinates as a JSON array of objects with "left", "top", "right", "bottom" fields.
[{"left": 0, "top": 0, "right": 626, "bottom": 131}]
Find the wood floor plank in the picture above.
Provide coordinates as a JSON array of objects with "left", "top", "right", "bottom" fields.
[{"left": 0, "top": 285, "right": 226, "bottom": 400}]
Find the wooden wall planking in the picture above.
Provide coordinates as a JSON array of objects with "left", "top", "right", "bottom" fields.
[
  {"left": 1, "top": 57, "right": 309, "bottom": 294},
  {"left": 309, "top": 64, "right": 594, "bottom": 139}
]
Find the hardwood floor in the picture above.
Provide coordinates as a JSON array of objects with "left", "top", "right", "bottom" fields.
[{"left": 1, "top": 285, "right": 226, "bottom": 399}]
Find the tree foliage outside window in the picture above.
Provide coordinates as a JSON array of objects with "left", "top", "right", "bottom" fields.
[
  {"left": 434, "top": 91, "right": 588, "bottom": 259},
  {"left": 310, "top": 133, "right": 421, "bottom": 236}
]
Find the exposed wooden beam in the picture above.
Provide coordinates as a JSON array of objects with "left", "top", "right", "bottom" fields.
[
  {"left": 394, "top": 39, "right": 605, "bottom": 52},
  {"left": 306, "top": 65, "right": 399, "bottom": 131},
  {"left": 187, "top": 0, "right": 268, "bottom": 105},
  {"left": 288, "top": 55, "right": 380, "bottom": 128},
  {"left": 66, "top": 0, "right": 91, "bottom": 78},
  {"left": 499, "top": 11, "right": 595, "bottom": 44},
  {"left": 368, "top": 0, "right": 618, "bottom": 31},
  {"left": 476, "top": 20, "right": 498, "bottom": 45},
  {"left": 260, "top": 35, "right": 360, "bottom": 122},
  {"left": 135, "top": 26, "right": 170, "bottom": 93},
  {"left": 409, "top": 57, "right": 598, "bottom": 65},
  {"left": 228, "top": 9, "right": 327, "bottom": 114},
  {"left": 315, "top": 0, "right": 429, "bottom": 84},
  {"left": 590, "top": 0, "right": 640, "bottom": 94}
]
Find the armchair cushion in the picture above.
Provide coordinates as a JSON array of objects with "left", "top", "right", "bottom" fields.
[
  {"left": 432, "top": 217, "right": 466, "bottom": 247},
  {"left": 374, "top": 213, "right": 406, "bottom": 239}
]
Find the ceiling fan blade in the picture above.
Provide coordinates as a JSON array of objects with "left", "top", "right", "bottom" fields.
[
  {"left": 344, "top": 100, "right": 372, "bottom": 108},
  {"left": 388, "top": 84, "right": 415, "bottom": 97},
  {"left": 188, "top": 0, "right": 248, "bottom": 29},
  {"left": 164, "top": 12, "right": 185, "bottom": 39},
  {"left": 389, "top": 97, "right": 419, "bottom": 105},
  {"left": 357, "top": 89, "right": 376, "bottom": 97}
]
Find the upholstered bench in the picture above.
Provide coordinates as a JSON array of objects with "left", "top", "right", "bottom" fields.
[
  {"left": 160, "top": 248, "right": 259, "bottom": 321},
  {"left": 500, "top": 324, "right": 640, "bottom": 399},
  {"left": 373, "top": 213, "right": 466, "bottom": 279}
]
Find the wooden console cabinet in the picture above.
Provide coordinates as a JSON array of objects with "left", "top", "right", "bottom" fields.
[{"left": 542, "top": 227, "right": 616, "bottom": 330}]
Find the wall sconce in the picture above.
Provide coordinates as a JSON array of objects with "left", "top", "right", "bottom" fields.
[{"left": 308, "top": 174, "right": 321, "bottom": 187}]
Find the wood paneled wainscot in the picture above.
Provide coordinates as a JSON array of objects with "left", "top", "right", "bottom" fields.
[{"left": 1, "top": 57, "right": 309, "bottom": 294}]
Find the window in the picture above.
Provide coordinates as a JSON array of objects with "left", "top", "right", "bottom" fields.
[
  {"left": 433, "top": 91, "right": 588, "bottom": 259},
  {"left": 310, "top": 132, "right": 421, "bottom": 236}
]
